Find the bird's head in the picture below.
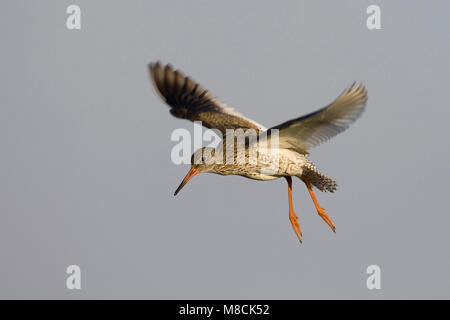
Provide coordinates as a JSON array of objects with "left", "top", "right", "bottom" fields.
[{"left": 174, "top": 147, "right": 217, "bottom": 196}]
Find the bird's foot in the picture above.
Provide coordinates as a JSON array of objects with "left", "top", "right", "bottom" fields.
[
  {"left": 317, "top": 206, "right": 336, "bottom": 233},
  {"left": 289, "top": 212, "right": 303, "bottom": 243}
]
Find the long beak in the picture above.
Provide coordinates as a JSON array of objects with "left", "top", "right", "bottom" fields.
[{"left": 174, "top": 167, "right": 199, "bottom": 196}]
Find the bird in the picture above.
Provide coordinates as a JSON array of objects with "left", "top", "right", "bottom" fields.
[{"left": 149, "top": 61, "right": 367, "bottom": 243}]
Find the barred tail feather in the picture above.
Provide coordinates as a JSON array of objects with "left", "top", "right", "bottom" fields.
[{"left": 301, "top": 161, "right": 338, "bottom": 192}]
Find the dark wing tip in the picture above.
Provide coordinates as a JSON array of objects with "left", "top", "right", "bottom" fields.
[
  {"left": 149, "top": 61, "right": 202, "bottom": 119},
  {"left": 149, "top": 61, "right": 167, "bottom": 102},
  {"left": 148, "top": 60, "right": 162, "bottom": 73}
]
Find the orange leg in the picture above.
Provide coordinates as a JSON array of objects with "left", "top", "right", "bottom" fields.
[
  {"left": 300, "top": 176, "right": 336, "bottom": 233},
  {"left": 285, "top": 177, "right": 303, "bottom": 243}
]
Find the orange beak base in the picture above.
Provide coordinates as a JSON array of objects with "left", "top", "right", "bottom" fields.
[{"left": 174, "top": 167, "right": 199, "bottom": 196}]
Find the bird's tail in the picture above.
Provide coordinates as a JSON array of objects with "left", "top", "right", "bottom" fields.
[{"left": 300, "top": 160, "right": 338, "bottom": 192}]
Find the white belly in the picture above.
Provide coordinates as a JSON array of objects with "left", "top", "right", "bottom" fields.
[{"left": 235, "top": 148, "right": 308, "bottom": 181}]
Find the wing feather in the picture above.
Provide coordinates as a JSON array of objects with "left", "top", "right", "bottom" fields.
[
  {"left": 267, "top": 83, "right": 368, "bottom": 154},
  {"left": 149, "top": 62, "right": 266, "bottom": 134}
]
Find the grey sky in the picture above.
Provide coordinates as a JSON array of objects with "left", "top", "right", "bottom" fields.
[{"left": 0, "top": 1, "right": 449, "bottom": 299}]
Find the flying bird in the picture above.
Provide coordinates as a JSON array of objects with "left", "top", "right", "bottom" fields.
[{"left": 149, "top": 62, "right": 367, "bottom": 243}]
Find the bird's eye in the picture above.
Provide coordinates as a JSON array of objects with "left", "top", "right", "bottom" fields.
[{"left": 201, "top": 156, "right": 206, "bottom": 162}]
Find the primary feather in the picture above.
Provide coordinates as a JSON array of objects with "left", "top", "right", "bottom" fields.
[{"left": 149, "top": 62, "right": 266, "bottom": 134}]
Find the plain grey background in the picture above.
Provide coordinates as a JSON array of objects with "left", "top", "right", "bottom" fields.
[{"left": 1, "top": 0, "right": 449, "bottom": 299}]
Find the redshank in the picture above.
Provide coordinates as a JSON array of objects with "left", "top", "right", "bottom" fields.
[{"left": 149, "top": 62, "right": 367, "bottom": 243}]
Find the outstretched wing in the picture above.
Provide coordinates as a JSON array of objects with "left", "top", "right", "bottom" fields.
[
  {"left": 266, "top": 83, "right": 367, "bottom": 154},
  {"left": 149, "top": 62, "right": 266, "bottom": 134}
]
